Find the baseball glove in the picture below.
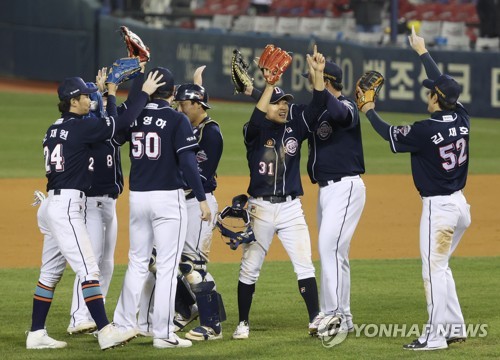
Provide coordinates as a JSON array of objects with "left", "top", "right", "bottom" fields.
[
  {"left": 105, "top": 57, "right": 141, "bottom": 85},
  {"left": 355, "top": 70, "right": 384, "bottom": 109},
  {"left": 257, "top": 44, "right": 292, "bottom": 85},
  {"left": 231, "top": 49, "right": 254, "bottom": 94},
  {"left": 120, "top": 26, "right": 150, "bottom": 62}
]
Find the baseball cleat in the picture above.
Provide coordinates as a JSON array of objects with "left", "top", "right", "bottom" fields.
[
  {"left": 153, "top": 334, "right": 192, "bottom": 348},
  {"left": 137, "top": 329, "right": 154, "bottom": 337},
  {"left": 403, "top": 339, "right": 448, "bottom": 351},
  {"left": 232, "top": 321, "right": 250, "bottom": 340},
  {"left": 97, "top": 323, "right": 137, "bottom": 350},
  {"left": 173, "top": 305, "right": 199, "bottom": 332},
  {"left": 185, "top": 326, "right": 222, "bottom": 341},
  {"left": 446, "top": 336, "right": 466, "bottom": 345},
  {"left": 67, "top": 320, "right": 97, "bottom": 335},
  {"left": 26, "top": 329, "right": 67, "bottom": 349},
  {"left": 308, "top": 312, "right": 325, "bottom": 336}
]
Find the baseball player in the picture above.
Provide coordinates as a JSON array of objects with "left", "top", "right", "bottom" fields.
[
  {"left": 138, "top": 79, "right": 225, "bottom": 341},
  {"left": 304, "top": 59, "right": 366, "bottom": 334},
  {"left": 67, "top": 67, "right": 137, "bottom": 334},
  {"left": 112, "top": 66, "right": 211, "bottom": 349},
  {"left": 232, "top": 48, "right": 327, "bottom": 340},
  {"left": 26, "top": 72, "right": 165, "bottom": 350},
  {"left": 357, "top": 26, "right": 471, "bottom": 350}
]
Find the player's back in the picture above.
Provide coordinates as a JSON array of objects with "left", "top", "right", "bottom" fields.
[
  {"left": 410, "top": 106, "right": 470, "bottom": 196},
  {"left": 44, "top": 114, "right": 115, "bottom": 192},
  {"left": 128, "top": 100, "right": 196, "bottom": 191}
]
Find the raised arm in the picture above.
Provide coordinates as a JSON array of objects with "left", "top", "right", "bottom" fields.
[{"left": 408, "top": 25, "right": 441, "bottom": 80}]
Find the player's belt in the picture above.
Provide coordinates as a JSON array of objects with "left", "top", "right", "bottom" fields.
[
  {"left": 318, "top": 175, "right": 360, "bottom": 187},
  {"left": 88, "top": 194, "right": 118, "bottom": 199},
  {"left": 260, "top": 195, "right": 296, "bottom": 204},
  {"left": 53, "top": 189, "right": 84, "bottom": 198},
  {"left": 186, "top": 191, "right": 213, "bottom": 200}
]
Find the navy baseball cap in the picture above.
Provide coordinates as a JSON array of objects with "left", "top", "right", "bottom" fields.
[
  {"left": 302, "top": 61, "right": 343, "bottom": 83},
  {"left": 57, "top": 77, "right": 97, "bottom": 101},
  {"left": 422, "top": 74, "right": 461, "bottom": 105},
  {"left": 270, "top": 87, "right": 294, "bottom": 104},
  {"left": 148, "top": 66, "right": 174, "bottom": 93}
]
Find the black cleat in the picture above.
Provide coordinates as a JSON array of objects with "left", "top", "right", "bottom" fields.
[
  {"left": 446, "top": 337, "right": 466, "bottom": 345},
  {"left": 403, "top": 339, "right": 447, "bottom": 351}
]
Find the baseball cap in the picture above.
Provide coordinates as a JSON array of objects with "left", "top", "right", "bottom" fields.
[
  {"left": 422, "top": 74, "right": 461, "bottom": 105},
  {"left": 57, "top": 77, "right": 97, "bottom": 101},
  {"left": 148, "top": 66, "right": 174, "bottom": 93},
  {"left": 174, "top": 83, "right": 211, "bottom": 109},
  {"left": 302, "top": 61, "right": 343, "bottom": 83},
  {"left": 270, "top": 87, "right": 294, "bottom": 104}
]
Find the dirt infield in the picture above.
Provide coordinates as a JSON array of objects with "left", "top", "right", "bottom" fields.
[
  {"left": 1, "top": 175, "right": 498, "bottom": 268},
  {"left": 0, "top": 79, "right": 498, "bottom": 268}
]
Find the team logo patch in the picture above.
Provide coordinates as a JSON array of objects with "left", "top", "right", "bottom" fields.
[
  {"left": 317, "top": 121, "right": 332, "bottom": 140},
  {"left": 284, "top": 137, "right": 298, "bottom": 156},
  {"left": 196, "top": 150, "right": 208, "bottom": 163},
  {"left": 392, "top": 125, "right": 411, "bottom": 141},
  {"left": 265, "top": 139, "right": 275, "bottom": 148},
  {"left": 249, "top": 205, "right": 256, "bottom": 213}
]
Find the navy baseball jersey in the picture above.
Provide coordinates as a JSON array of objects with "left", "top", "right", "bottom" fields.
[
  {"left": 125, "top": 99, "right": 199, "bottom": 191},
  {"left": 307, "top": 93, "right": 365, "bottom": 182},
  {"left": 244, "top": 89, "right": 327, "bottom": 197},
  {"left": 86, "top": 140, "right": 123, "bottom": 196},
  {"left": 389, "top": 105, "right": 470, "bottom": 197},
  {"left": 43, "top": 114, "right": 117, "bottom": 192},
  {"left": 191, "top": 117, "right": 223, "bottom": 193}
]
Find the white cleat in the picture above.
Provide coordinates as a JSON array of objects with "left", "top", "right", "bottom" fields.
[
  {"left": 26, "top": 329, "right": 67, "bottom": 349},
  {"left": 185, "top": 326, "right": 223, "bottom": 341},
  {"left": 173, "top": 305, "right": 199, "bottom": 332},
  {"left": 97, "top": 323, "right": 137, "bottom": 350},
  {"left": 232, "top": 321, "right": 250, "bottom": 340},
  {"left": 67, "top": 320, "right": 97, "bottom": 335},
  {"left": 153, "top": 333, "right": 192, "bottom": 348},
  {"left": 308, "top": 312, "right": 325, "bottom": 336}
]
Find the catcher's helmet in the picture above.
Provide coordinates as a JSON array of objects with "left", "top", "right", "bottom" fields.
[
  {"left": 85, "top": 82, "right": 106, "bottom": 119},
  {"left": 174, "top": 83, "right": 211, "bottom": 109}
]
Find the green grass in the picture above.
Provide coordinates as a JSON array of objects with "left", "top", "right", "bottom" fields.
[
  {"left": 1, "top": 258, "right": 498, "bottom": 359},
  {"left": 0, "top": 90, "right": 499, "bottom": 178}
]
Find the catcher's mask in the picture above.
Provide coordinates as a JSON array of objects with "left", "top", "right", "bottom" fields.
[
  {"left": 174, "top": 83, "right": 211, "bottom": 109},
  {"left": 216, "top": 194, "right": 256, "bottom": 250}
]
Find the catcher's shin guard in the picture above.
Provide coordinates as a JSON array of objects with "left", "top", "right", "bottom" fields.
[
  {"left": 175, "top": 275, "right": 196, "bottom": 319},
  {"left": 192, "top": 281, "right": 227, "bottom": 331}
]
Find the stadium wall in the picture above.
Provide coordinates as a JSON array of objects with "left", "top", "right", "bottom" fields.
[{"left": 1, "top": 0, "right": 499, "bottom": 118}]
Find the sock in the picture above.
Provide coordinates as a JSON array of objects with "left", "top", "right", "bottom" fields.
[
  {"left": 298, "top": 277, "right": 320, "bottom": 322},
  {"left": 31, "top": 281, "right": 55, "bottom": 331},
  {"left": 81, "top": 280, "right": 109, "bottom": 330},
  {"left": 237, "top": 281, "right": 255, "bottom": 323}
]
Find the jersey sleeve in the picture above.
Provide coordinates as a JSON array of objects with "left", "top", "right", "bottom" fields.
[
  {"left": 197, "top": 124, "right": 223, "bottom": 182},
  {"left": 174, "top": 113, "right": 199, "bottom": 154},
  {"left": 389, "top": 122, "right": 422, "bottom": 153},
  {"left": 243, "top": 108, "right": 271, "bottom": 144},
  {"left": 290, "top": 89, "right": 328, "bottom": 133}
]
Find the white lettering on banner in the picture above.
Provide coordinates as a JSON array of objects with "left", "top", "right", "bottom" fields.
[
  {"left": 291, "top": 55, "right": 306, "bottom": 92},
  {"left": 177, "top": 43, "right": 215, "bottom": 62},
  {"left": 492, "top": 68, "right": 500, "bottom": 107},
  {"left": 389, "top": 62, "right": 414, "bottom": 100},
  {"left": 448, "top": 64, "right": 470, "bottom": 102}
]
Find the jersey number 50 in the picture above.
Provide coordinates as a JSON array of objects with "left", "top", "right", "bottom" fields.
[{"left": 131, "top": 132, "right": 161, "bottom": 160}]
